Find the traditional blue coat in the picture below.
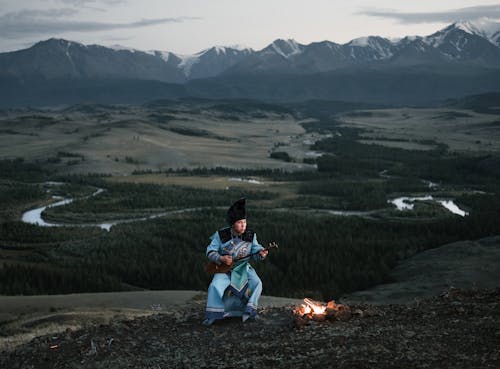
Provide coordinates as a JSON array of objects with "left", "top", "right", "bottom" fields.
[{"left": 205, "top": 227, "right": 265, "bottom": 321}]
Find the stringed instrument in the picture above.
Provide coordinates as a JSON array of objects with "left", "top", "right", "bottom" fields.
[{"left": 205, "top": 241, "right": 278, "bottom": 274}]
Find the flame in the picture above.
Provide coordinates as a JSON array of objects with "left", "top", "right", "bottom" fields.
[
  {"left": 294, "top": 298, "right": 332, "bottom": 317},
  {"left": 304, "top": 298, "right": 326, "bottom": 314}
]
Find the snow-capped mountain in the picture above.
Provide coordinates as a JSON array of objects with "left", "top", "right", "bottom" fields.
[
  {"left": 2, "top": 20, "right": 500, "bottom": 107},
  {"left": 264, "top": 39, "right": 304, "bottom": 58},
  {"left": 420, "top": 20, "right": 500, "bottom": 63},
  {"left": 0, "top": 38, "right": 185, "bottom": 82},
  {"left": 222, "top": 39, "right": 309, "bottom": 74},
  {"left": 2, "top": 20, "right": 500, "bottom": 82},
  {"left": 346, "top": 36, "right": 395, "bottom": 59},
  {"left": 174, "top": 45, "right": 254, "bottom": 79},
  {"left": 223, "top": 19, "right": 500, "bottom": 75},
  {"left": 454, "top": 18, "right": 500, "bottom": 47}
]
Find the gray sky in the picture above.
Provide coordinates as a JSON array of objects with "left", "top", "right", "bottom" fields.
[{"left": 1, "top": 0, "right": 499, "bottom": 54}]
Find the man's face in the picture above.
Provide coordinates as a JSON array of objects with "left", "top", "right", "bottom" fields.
[{"left": 232, "top": 219, "right": 247, "bottom": 235}]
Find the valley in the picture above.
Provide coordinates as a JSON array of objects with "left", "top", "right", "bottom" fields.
[
  {"left": 1, "top": 98, "right": 500, "bottom": 353},
  {"left": 1, "top": 98, "right": 499, "bottom": 286},
  {"left": 0, "top": 101, "right": 314, "bottom": 174}
]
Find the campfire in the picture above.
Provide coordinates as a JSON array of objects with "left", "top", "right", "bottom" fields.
[{"left": 292, "top": 298, "right": 351, "bottom": 328}]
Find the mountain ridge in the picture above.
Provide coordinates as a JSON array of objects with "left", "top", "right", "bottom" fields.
[
  {"left": 2, "top": 20, "right": 500, "bottom": 107},
  {"left": 3, "top": 19, "right": 500, "bottom": 81}
]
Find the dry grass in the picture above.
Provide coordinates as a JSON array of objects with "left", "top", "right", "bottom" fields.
[
  {"left": 340, "top": 108, "right": 500, "bottom": 152},
  {"left": 0, "top": 107, "right": 321, "bottom": 174},
  {"left": 107, "top": 173, "right": 296, "bottom": 191}
]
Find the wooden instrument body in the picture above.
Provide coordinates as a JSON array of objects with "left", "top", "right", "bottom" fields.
[{"left": 205, "top": 242, "right": 278, "bottom": 274}]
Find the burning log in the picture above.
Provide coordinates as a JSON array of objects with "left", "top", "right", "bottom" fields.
[
  {"left": 292, "top": 298, "right": 352, "bottom": 327},
  {"left": 326, "top": 303, "right": 352, "bottom": 322}
]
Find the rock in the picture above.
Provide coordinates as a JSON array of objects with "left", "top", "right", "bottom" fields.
[
  {"left": 353, "top": 308, "right": 364, "bottom": 317},
  {"left": 336, "top": 309, "right": 352, "bottom": 322},
  {"left": 293, "top": 315, "right": 309, "bottom": 329},
  {"left": 325, "top": 308, "right": 337, "bottom": 319},
  {"left": 404, "top": 330, "right": 416, "bottom": 338}
]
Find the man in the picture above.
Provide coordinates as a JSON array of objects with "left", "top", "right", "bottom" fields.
[{"left": 203, "top": 198, "right": 268, "bottom": 326}]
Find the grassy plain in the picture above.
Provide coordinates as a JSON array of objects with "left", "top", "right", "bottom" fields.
[
  {"left": 1, "top": 103, "right": 500, "bottom": 177},
  {"left": 0, "top": 102, "right": 317, "bottom": 174},
  {"left": 340, "top": 108, "right": 500, "bottom": 152}
]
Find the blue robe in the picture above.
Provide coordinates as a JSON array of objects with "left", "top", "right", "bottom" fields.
[{"left": 205, "top": 228, "right": 264, "bottom": 321}]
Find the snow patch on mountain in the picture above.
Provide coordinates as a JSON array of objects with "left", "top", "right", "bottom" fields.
[
  {"left": 154, "top": 51, "right": 172, "bottom": 62},
  {"left": 225, "top": 44, "right": 254, "bottom": 52},
  {"left": 208, "top": 45, "right": 253, "bottom": 56},
  {"left": 213, "top": 46, "right": 228, "bottom": 55},
  {"left": 347, "top": 36, "right": 394, "bottom": 58},
  {"left": 455, "top": 18, "right": 500, "bottom": 46},
  {"left": 172, "top": 45, "right": 255, "bottom": 77},
  {"left": 177, "top": 53, "right": 202, "bottom": 77},
  {"left": 424, "top": 31, "right": 445, "bottom": 48},
  {"left": 349, "top": 37, "right": 371, "bottom": 47},
  {"left": 65, "top": 42, "right": 76, "bottom": 71},
  {"left": 270, "top": 39, "right": 303, "bottom": 58}
]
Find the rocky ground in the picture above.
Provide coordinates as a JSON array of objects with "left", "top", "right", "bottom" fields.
[{"left": 1, "top": 288, "right": 499, "bottom": 369}]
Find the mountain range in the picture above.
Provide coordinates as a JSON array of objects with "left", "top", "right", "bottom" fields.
[{"left": 1, "top": 19, "right": 500, "bottom": 107}]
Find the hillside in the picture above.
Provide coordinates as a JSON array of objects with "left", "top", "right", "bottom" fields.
[
  {"left": 342, "top": 236, "right": 500, "bottom": 305},
  {"left": 1, "top": 288, "right": 499, "bottom": 368}
]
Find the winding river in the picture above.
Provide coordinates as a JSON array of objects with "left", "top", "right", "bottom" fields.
[
  {"left": 388, "top": 195, "right": 468, "bottom": 216},
  {"left": 22, "top": 202, "right": 203, "bottom": 231},
  {"left": 21, "top": 185, "right": 203, "bottom": 231},
  {"left": 21, "top": 180, "right": 469, "bottom": 232}
]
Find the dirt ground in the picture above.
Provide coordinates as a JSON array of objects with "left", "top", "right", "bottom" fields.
[
  {"left": 1, "top": 288, "right": 499, "bottom": 369},
  {"left": 0, "top": 290, "right": 301, "bottom": 352}
]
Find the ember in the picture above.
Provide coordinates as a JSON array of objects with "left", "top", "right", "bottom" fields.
[{"left": 292, "top": 298, "right": 352, "bottom": 327}]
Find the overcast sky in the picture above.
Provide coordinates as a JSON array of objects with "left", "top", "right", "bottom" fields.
[{"left": 1, "top": 0, "right": 500, "bottom": 54}]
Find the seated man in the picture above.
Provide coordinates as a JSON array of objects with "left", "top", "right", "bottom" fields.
[{"left": 203, "top": 198, "right": 268, "bottom": 325}]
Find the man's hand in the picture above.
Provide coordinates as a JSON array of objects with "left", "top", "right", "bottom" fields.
[
  {"left": 220, "top": 255, "right": 233, "bottom": 265},
  {"left": 259, "top": 249, "right": 268, "bottom": 258}
]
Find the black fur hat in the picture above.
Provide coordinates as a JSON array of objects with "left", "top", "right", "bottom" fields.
[{"left": 226, "top": 198, "right": 246, "bottom": 225}]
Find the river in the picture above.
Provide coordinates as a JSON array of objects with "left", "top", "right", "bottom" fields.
[
  {"left": 388, "top": 195, "right": 468, "bottom": 216},
  {"left": 21, "top": 182, "right": 469, "bottom": 232}
]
